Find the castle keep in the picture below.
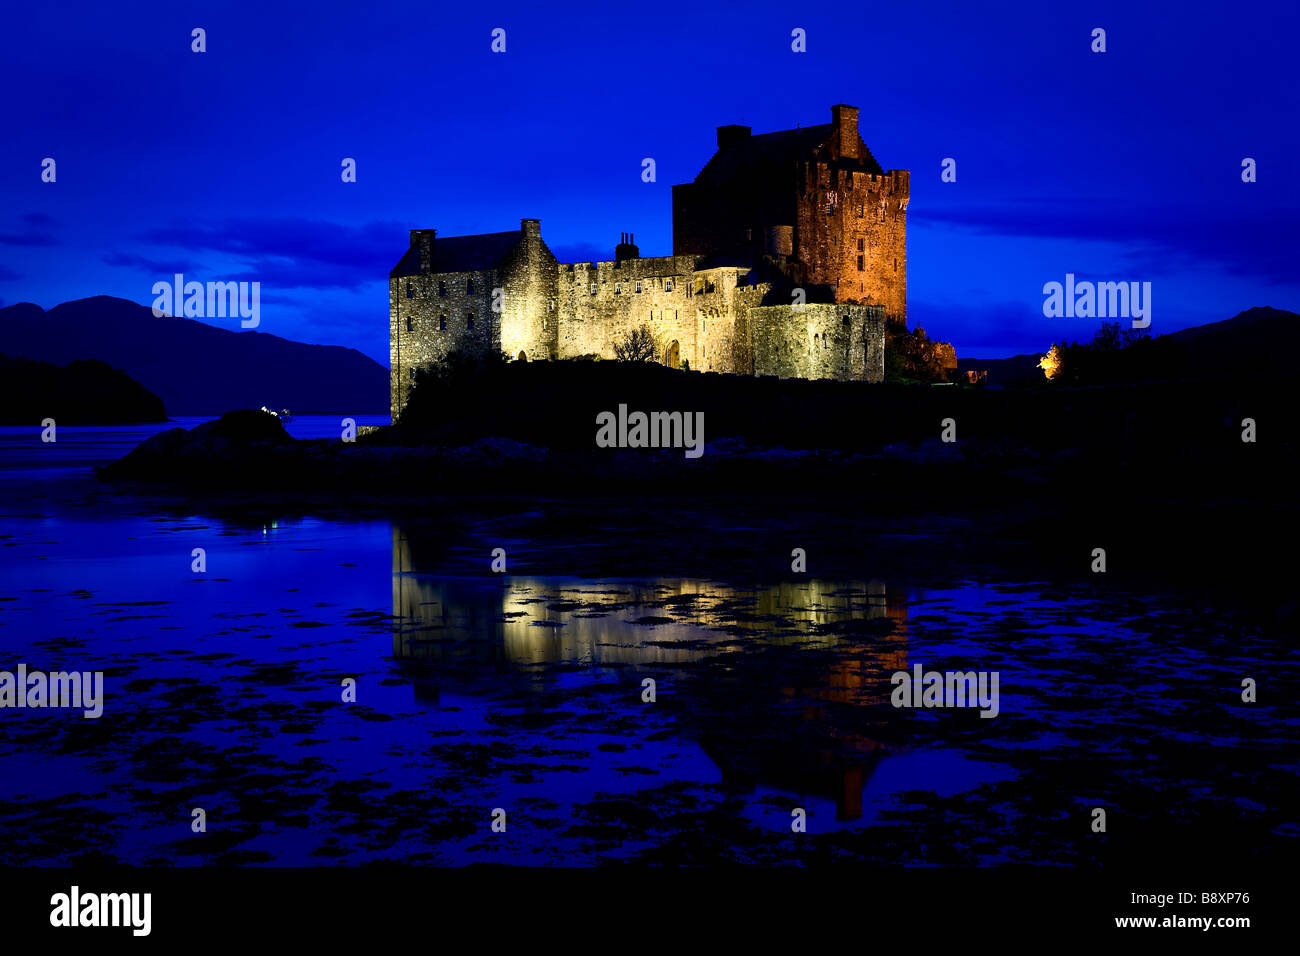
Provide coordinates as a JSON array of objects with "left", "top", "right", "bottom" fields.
[{"left": 390, "top": 105, "right": 907, "bottom": 417}]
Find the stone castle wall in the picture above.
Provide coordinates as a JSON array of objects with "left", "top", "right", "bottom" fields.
[
  {"left": 389, "top": 267, "right": 499, "bottom": 414},
  {"left": 498, "top": 219, "right": 560, "bottom": 363},
  {"left": 553, "top": 257, "right": 768, "bottom": 374},
  {"left": 389, "top": 102, "right": 908, "bottom": 416},
  {"left": 555, "top": 255, "right": 698, "bottom": 366},
  {"left": 750, "top": 303, "right": 886, "bottom": 382},
  {"left": 796, "top": 166, "right": 908, "bottom": 324},
  {"left": 391, "top": 254, "right": 885, "bottom": 416}
]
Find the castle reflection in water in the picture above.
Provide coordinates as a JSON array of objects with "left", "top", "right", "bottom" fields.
[{"left": 390, "top": 525, "right": 913, "bottom": 820}]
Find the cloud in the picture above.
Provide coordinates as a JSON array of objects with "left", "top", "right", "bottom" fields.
[
  {"left": 103, "top": 251, "right": 203, "bottom": 274},
  {"left": 911, "top": 199, "right": 1297, "bottom": 285},
  {"left": 0, "top": 227, "right": 58, "bottom": 246},
  {"left": 0, "top": 212, "right": 59, "bottom": 245},
  {"left": 137, "top": 217, "right": 407, "bottom": 291}
]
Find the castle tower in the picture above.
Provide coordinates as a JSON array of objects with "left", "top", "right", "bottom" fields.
[
  {"left": 672, "top": 104, "right": 908, "bottom": 326},
  {"left": 497, "top": 218, "right": 560, "bottom": 363}
]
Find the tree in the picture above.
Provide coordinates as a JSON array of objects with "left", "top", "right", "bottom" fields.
[
  {"left": 1091, "top": 320, "right": 1123, "bottom": 351},
  {"left": 1044, "top": 322, "right": 1179, "bottom": 386},
  {"left": 1038, "top": 343, "right": 1064, "bottom": 380},
  {"left": 884, "top": 325, "right": 959, "bottom": 383},
  {"left": 614, "top": 324, "right": 658, "bottom": 362}
]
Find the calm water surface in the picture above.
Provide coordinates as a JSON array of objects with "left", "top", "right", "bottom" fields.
[{"left": 0, "top": 419, "right": 1293, "bottom": 864}]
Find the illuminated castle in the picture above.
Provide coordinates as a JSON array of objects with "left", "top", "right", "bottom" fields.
[{"left": 389, "top": 105, "right": 908, "bottom": 416}]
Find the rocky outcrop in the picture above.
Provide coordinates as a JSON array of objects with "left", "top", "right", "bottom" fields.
[{"left": 0, "top": 353, "right": 167, "bottom": 425}]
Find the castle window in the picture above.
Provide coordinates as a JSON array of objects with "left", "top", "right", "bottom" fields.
[
  {"left": 591, "top": 282, "right": 598, "bottom": 296},
  {"left": 857, "top": 204, "right": 864, "bottom": 217},
  {"left": 439, "top": 314, "right": 447, "bottom": 331},
  {"left": 438, "top": 281, "right": 446, "bottom": 297},
  {"left": 893, "top": 258, "right": 898, "bottom": 272},
  {"left": 466, "top": 279, "right": 475, "bottom": 294},
  {"left": 466, "top": 312, "right": 474, "bottom": 329},
  {"left": 635, "top": 281, "right": 642, "bottom": 293},
  {"left": 665, "top": 279, "right": 673, "bottom": 292},
  {"left": 406, "top": 282, "right": 414, "bottom": 299},
  {"left": 406, "top": 316, "right": 414, "bottom": 332},
  {"left": 857, "top": 255, "right": 864, "bottom": 271},
  {"left": 857, "top": 238, "right": 865, "bottom": 252},
  {"left": 548, "top": 299, "right": 555, "bottom": 311},
  {"left": 409, "top": 367, "right": 417, "bottom": 380},
  {"left": 615, "top": 283, "right": 622, "bottom": 294}
]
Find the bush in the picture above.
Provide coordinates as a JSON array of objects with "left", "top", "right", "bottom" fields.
[
  {"left": 885, "top": 325, "right": 959, "bottom": 384},
  {"left": 613, "top": 324, "right": 658, "bottom": 363}
]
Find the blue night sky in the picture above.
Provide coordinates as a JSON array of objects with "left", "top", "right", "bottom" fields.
[{"left": 1, "top": 0, "right": 1296, "bottom": 364}]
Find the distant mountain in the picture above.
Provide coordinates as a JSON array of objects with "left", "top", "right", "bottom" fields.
[
  {"left": 0, "top": 353, "right": 167, "bottom": 425},
  {"left": 1162, "top": 306, "right": 1299, "bottom": 375},
  {"left": 958, "top": 307, "right": 1300, "bottom": 386},
  {"left": 0, "top": 296, "right": 388, "bottom": 415}
]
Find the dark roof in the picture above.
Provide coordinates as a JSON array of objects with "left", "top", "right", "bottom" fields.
[
  {"left": 692, "top": 123, "right": 884, "bottom": 184},
  {"left": 391, "top": 230, "right": 521, "bottom": 277}
]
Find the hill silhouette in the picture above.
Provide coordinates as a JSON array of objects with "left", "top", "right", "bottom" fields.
[
  {"left": 1163, "top": 306, "right": 1298, "bottom": 375},
  {"left": 958, "top": 306, "right": 1299, "bottom": 385},
  {"left": 0, "top": 296, "right": 388, "bottom": 415},
  {"left": 0, "top": 353, "right": 167, "bottom": 425}
]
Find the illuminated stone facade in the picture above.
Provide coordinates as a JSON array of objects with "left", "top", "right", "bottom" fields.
[
  {"left": 673, "top": 104, "right": 908, "bottom": 324},
  {"left": 389, "top": 105, "right": 904, "bottom": 417}
]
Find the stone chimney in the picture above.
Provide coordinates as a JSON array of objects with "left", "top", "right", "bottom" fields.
[
  {"left": 831, "top": 104, "right": 860, "bottom": 160},
  {"left": 615, "top": 231, "right": 639, "bottom": 261},
  {"left": 716, "top": 124, "right": 751, "bottom": 150},
  {"left": 521, "top": 218, "right": 541, "bottom": 239},
  {"left": 410, "top": 229, "right": 436, "bottom": 273}
]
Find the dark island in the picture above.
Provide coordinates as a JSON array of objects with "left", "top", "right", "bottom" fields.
[
  {"left": 0, "top": 353, "right": 167, "bottom": 425},
  {"left": 97, "top": 305, "right": 1299, "bottom": 624}
]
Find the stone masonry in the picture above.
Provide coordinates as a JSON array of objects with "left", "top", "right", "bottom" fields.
[{"left": 390, "top": 105, "right": 905, "bottom": 417}]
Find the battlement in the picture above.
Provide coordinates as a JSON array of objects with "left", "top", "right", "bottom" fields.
[{"left": 390, "top": 104, "right": 901, "bottom": 417}]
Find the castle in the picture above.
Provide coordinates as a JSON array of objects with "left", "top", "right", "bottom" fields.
[{"left": 389, "top": 104, "right": 909, "bottom": 417}]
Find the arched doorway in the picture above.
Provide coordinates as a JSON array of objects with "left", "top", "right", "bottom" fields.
[
  {"left": 518, "top": 351, "right": 527, "bottom": 362},
  {"left": 665, "top": 340, "right": 680, "bottom": 369}
]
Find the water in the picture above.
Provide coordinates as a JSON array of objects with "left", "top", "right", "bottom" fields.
[{"left": 0, "top": 419, "right": 1294, "bottom": 864}]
